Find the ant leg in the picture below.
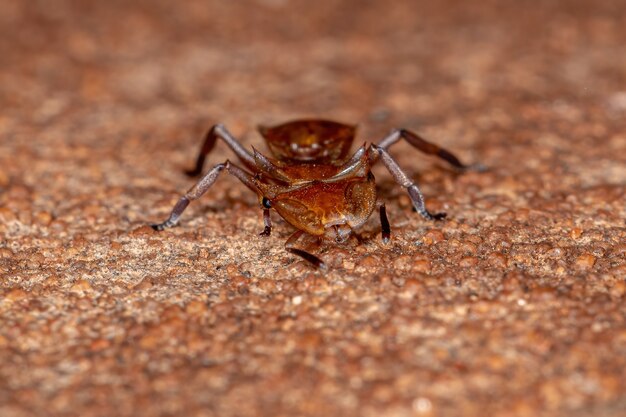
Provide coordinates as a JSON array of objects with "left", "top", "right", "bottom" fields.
[
  {"left": 259, "top": 209, "right": 272, "bottom": 236},
  {"left": 186, "top": 124, "right": 256, "bottom": 177},
  {"left": 285, "top": 230, "right": 326, "bottom": 269},
  {"left": 371, "top": 145, "right": 446, "bottom": 221},
  {"left": 152, "top": 161, "right": 259, "bottom": 231},
  {"left": 376, "top": 129, "right": 485, "bottom": 172},
  {"left": 379, "top": 203, "right": 391, "bottom": 243}
]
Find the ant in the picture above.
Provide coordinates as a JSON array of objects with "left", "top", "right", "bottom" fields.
[{"left": 151, "top": 119, "right": 483, "bottom": 269}]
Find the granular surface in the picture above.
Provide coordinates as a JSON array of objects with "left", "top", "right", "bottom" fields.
[{"left": 1, "top": 1, "right": 625, "bottom": 416}]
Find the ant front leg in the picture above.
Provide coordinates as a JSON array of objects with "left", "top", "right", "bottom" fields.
[
  {"left": 379, "top": 203, "right": 391, "bottom": 243},
  {"left": 259, "top": 208, "right": 272, "bottom": 236},
  {"left": 285, "top": 230, "right": 326, "bottom": 270},
  {"left": 370, "top": 145, "right": 446, "bottom": 221},
  {"left": 186, "top": 124, "right": 256, "bottom": 177},
  {"left": 376, "top": 128, "right": 485, "bottom": 172},
  {"left": 152, "top": 160, "right": 259, "bottom": 231}
]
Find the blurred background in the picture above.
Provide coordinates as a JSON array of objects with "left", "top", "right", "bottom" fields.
[
  {"left": 2, "top": 0, "right": 624, "bottom": 203},
  {"left": 2, "top": 0, "right": 625, "bottom": 125}
]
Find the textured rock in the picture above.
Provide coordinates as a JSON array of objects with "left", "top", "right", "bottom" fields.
[{"left": 1, "top": 1, "right": 625, "bottom": 417}]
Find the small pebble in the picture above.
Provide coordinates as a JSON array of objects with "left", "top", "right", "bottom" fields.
[
  {"left": 413, "top": 259, "right": 432, "bottom": 273},
  {"left": 35, "top": 211, "right": 53, "bottom": 226},
  {"left": 575, "top": 254, "right": 596, "bottom": 270},
  {"left": 422, "top": 229, "right": 445, "bottom": 245},
  {"left": 358, "top": 255, "right": 380, "bottom": 268},
  {"left": 4, "top": 288, "right": 28, "bottom": 302},
  {"left": 70, "top": 279, "right": 93, "bottom": 294},
  {"left": 393, "top": 255, "right": 412, "bottom": 271},
  {"left": 487, "top": 252, "right": 508, "bottom": 268},
  {"left": 570, "top": 227, "right": 583, "bottom": 239},
  {"left": 459, "top": 256, "right": 479, "bottom": 267},
  {"left": 185, "top": 300, "right": 208, "bottom": 316}
]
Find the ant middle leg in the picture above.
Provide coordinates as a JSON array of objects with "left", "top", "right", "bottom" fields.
[
  {"left": 152, "top": 161, "right": 259, "bottom": 231},
  {"left": 376, "top": 128, "right": 485, "bottom": 172},
  {"left": 186, "top": 124, "right": 256, "bottom": 177},
  {"left": 370, "top": 145, "right": 446, "bottom": 221}
]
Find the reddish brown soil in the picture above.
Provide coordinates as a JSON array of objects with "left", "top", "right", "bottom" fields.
[{"left": 1, "top": 1, "right": 625, "bottom": 416}]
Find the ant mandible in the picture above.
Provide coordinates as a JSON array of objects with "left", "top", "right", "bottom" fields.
[{"left": 151, "top": 120, "right": 483, "bottom": 269}]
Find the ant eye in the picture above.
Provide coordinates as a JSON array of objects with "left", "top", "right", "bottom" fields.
[{"left": 262, "top": 197, "right": 272, "bottom": 209}]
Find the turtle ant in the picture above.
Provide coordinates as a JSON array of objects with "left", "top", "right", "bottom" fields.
[{"left": 151, "top": 119, "right": 482, "bottom": 268}]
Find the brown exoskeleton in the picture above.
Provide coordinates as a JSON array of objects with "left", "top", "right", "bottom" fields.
[{"left": 151, "top": 120, "right": 482, "bottom": 268}]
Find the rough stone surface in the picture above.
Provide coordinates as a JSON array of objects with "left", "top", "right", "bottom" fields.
[{"left": 1, "top": 1, "right": 625, "bottom": 416}]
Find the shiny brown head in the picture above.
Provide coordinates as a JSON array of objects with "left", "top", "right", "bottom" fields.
[{"left": 258, "top": 119, "right": 356, "bottom": 164}]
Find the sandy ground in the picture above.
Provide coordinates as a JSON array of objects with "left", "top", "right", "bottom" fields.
[{"left": 1, "top": 1, "right": 625, "bottom": 416}]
